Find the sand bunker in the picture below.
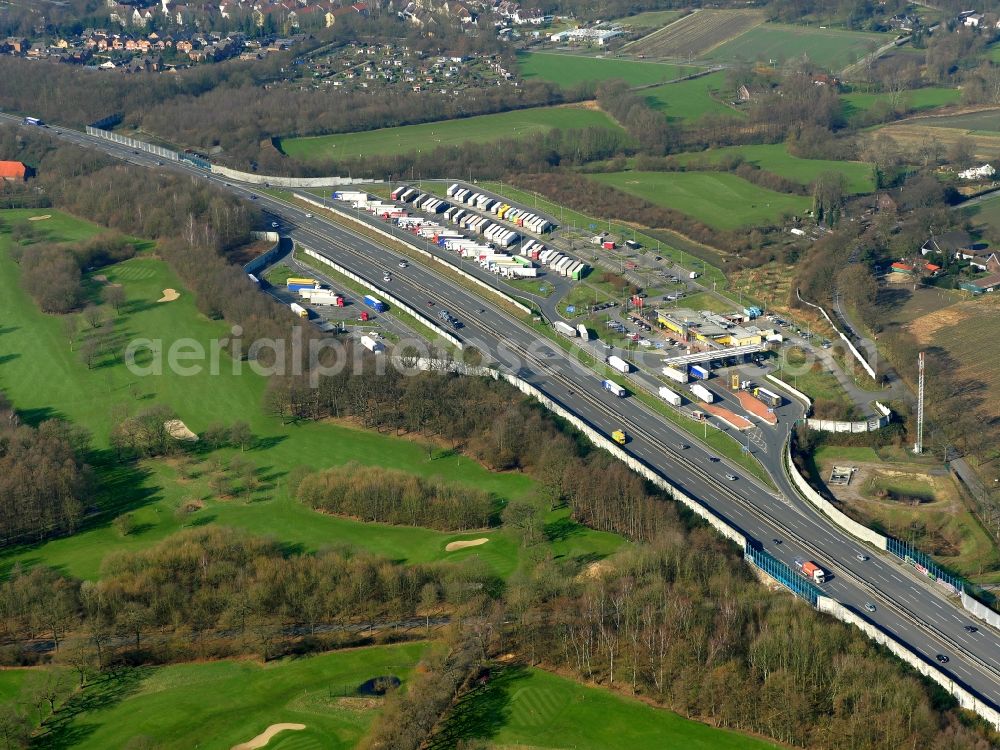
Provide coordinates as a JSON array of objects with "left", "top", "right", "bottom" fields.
[
  {"left": 164, "top": 419, "right": 199, "bottom": 442},
  {"left": 230, "top": 724, "right": 306, "bottom": 750},
  {"left": 158, "top": 288, "right": 180, "bottom": 303},
  {"left": 445, "top": 538, "right": 489, "bottom": 552},
  {"left": 27, "top": 214, "right": 51, "bottom": 221}
]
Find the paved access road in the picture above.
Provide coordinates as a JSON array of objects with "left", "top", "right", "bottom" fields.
[{"left": 5, "top": 113, "right": 998, "bottom": 713}]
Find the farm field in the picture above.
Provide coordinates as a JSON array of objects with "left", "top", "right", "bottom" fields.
[
  {"left": 17, "top": 643, "right": 428, "bottom": 750},
  {"left": 434, "top": 665, "right": 781, "bottom": 749},
  {"left": 0, "top": 209, "right": 626, "bottom": 580},
  {"left": 841, "top": 87, "right": 961, "bottom": 118},
  {"left": 673, "top": 143, "right": 875, "bottom": 194},
  {"left": 874, "top": 121, "right": 1000, "bottom": 161},
  {"left": 919, "top": 108, "right": 1000, "bottom": 133},
  {"left": 643, "top": 71, "right": 742, "bottom": 121},
  {"left": 279, "top": 105, "right": 624, "bottom": 162},
  {"left": 624, "top": 9, "right": 764, "bottom": 60},
  {"left": 992, "top": 42, "right": 1000, "bottom": 63},
  {"left": 517, "top": 51, "right": 696, "bottom": 88},
  {"left": 704, "top": 23, "right": 887, "bottom": 70},
  {"left": 967, "top": 192, "right": 1000, "bottom": 240},
  {"left": 589, "top": 171, "right": 811, "bottom": 230},
  {"left": 906, "top": 293, "right": 1000, "bottom": 421}
]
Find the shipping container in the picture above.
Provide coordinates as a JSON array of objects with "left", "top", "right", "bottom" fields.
[
  {"left": 554, "top": 321, "right": 577, "bottom": 338},
  {"left": 391, "top": 186, "right": 408, "bottom": 200},
  {"left": 662, "top": 366, "right": 688, "bottom": 384},
  {"left": 602, "top": 241, "right": 615, "bottom": 250},
  {"left": 658, "top": 386, "right": 682, "bottom": 406},
  {"left": 577, "top": 323, "right": 591, "bottom": 340},
  {"left": 360, "top": 335, "right": 385, "bottom": 353},
  {"left": 753, "top": 386, "right": 782, "bottom": 408},
  {"left": 289, "top": 302, "right": 308, "bottom": 318},
  {"left": 570, "top": 262, "right": 587, "bottom": 281},
  {"left": 446, "top": 183, "right": 460, "bottom": 197},
  {"left": 608, "top": 355, "right": 631, "bottom": 374},
  {"left": 689, "top": 364, "right": 710, "bottom": 380},
  {"left": 603, "top": 380, "right": 626, "bottom": 397},
  {"left": 690, "top": 383, "right": 714, "bottom": 403},
  {"left": 362, "top": 295, "right": 388, "bottom": 313}
]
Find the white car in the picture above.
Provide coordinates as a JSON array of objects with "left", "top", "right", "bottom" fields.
[
  {"left": 398, "top": 261, "right": 408, "bottom": 268},
  {"left": 864, "top": 602, "right": 876, "bottom": 613},
  {"left": 270, "top": 221, "right": 279, "bottom": 228},
  {"left": 383, "top": 274, "right": 391, "bottom": 282},
  {"left": 305, "top": 213, "right": 313, "bottom": 218},
  {"left": 725, "top": 473, "right": 738, "bottom": 481}
]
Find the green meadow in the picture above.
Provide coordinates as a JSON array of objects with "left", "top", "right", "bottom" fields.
[{"left": 280, "top": 106, "right": 623, "bottom": 161}]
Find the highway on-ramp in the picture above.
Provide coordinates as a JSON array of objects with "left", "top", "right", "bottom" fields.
[{"left": 4, "top": 113, "right": 999, "bottom": 716}]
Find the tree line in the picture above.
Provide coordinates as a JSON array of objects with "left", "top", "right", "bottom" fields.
[
  {"left": 297, "top": 463, "right": 497, "bottom": 531},
  {"left": 0, "top": 393, "right": 92, "bottom": 546}
]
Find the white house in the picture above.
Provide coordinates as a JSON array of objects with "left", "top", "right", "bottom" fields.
[
  {"left": 963, "top": 12, "right": 983, "bottom": 26},
  {"left": 958, "top": 163, "right": 996, "bottom": 180}
]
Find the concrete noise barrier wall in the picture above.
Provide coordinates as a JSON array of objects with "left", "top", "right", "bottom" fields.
[
  {"left": 818, "top": 597, "right": 1000, "bottom": 730},
  {"left": 300, "top": 245, "right": 463, "bottom": 349},
  {"left": 243, "top": 234, "right": 284, "bottom": 275},
  {"left": 784, "top": 441, "right": 889, "bottom": 550},
  {"left": 211, "top": 164, "right": 383, "bottom": 188},
  {"left": 85, "top": 126, "right": 179, "bottom": 161},
  {"left": 294, "top": 193, "right": 532, "bottom": 315},
  {"left": 961, "top": 591, "right": 1000, "bottom": 630}
]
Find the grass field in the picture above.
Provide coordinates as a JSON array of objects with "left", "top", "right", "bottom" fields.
[
  {"left": 968, "top": 192, "right": 1000, "bottom": 240},
  {"left": 433, "top": 665, "right": 781, "bottom": 749},
  {"left": 921, "top": 109, "right": 1000, "bottom": 133},
  {"left": 673, "top": 143, "right": 875, "bottom": 194},
  {"left": 517, "top": 52, "right": 696, "bottom": 88},
  {"left": 280, "top": 106, "right": 624, "bottom": 162},
  {"left": 29, "top": 643, "right": 428, "bottom": 749},
  {"left": 704, "top": 23, "right": 887, "bottom": 70},
  {"left": 0, "top": 208, "right": 629, "bottom": 580},
  {"left": 625, "top": 9, "right": 765, "bottom": 59},
  {"left": 589, "top": 171, "right": 811, "bottom": 230},
  {"left": 611, "top": 9, "right": 685, "bottom": 30},
  {"left": 991, "top": 43, "right": 1000, "bottom": 63},
  {"left": 643, "top": 71, "right": 742, "bottom": 121},
  {"left": 841, "top": 87, "right": 961, "bottom": 118}
]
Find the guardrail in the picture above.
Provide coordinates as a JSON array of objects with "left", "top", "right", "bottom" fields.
[
  {"left": 294, "top": 193, "right": 532, "bottom": 315},
  {"left": 299, "top": 244, "right": 463, "bottom": 349}
]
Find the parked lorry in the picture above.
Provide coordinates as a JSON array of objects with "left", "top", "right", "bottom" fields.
[
  {"left": 612, "top": 429, "right": 627, "bottom": 445},
  {"left": 689, "top": 364, "right": 710, "bottom": 380},
  {"left": 690, "top": 383, "right": 714, "bottom": 403},
  {"left": 360, "top": 335, "right": 384, "bottom": 354},
  {"left": 305, "top": 293, "right": 344, "bottom": 307},
  {"left": 289, "top": 302, "right": 308, "bottom": 319},
  {"left": 662, "top": 365, "right": 688, "bottom": 384},
  {"left": 576, "top": 323, "right": 590, "bottom": 340},
  {"left": 688, "top": 271, "right": 700, "bottom": 279},
  {"left": 753, "top": 386, "right": 782, "bottom": 408},
  {"left": 286, "top": 277, "right": 319, "bottom": 292},
  {"left": 362, "top": 295, "right": 388, "bottom": 313},
  {"left": 608, "top": 355, "right": 631, "bottom": 374},
  {"left": 658, "top": 386, "right": 682, "bottom": 406},
  {"left": 603, "top": 380, "right": 626, "bottom": 397},
  {"left": 794, "top": 558, "right": 827, "bottom": 584},
  {"left": 554, "top": 321, "right": 577, "bottom": 338}
]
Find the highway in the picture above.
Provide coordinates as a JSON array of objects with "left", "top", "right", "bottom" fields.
[{"left": 4, "top": 113, "right": 999, "bottom": 714}]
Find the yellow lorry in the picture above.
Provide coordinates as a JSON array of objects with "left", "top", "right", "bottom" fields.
[{"left": 612, "top": 429, "right": 627, "bottom": 445}]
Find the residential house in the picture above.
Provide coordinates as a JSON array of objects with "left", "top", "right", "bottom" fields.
[
  {"left": 963, "top": 272, "right": 1000, "bottom": 293},
  {"left": 920, "top": 229, "right": 972, "bottom": 257},
  {"left": 956, "top": 247, "right": 1000, "bottom": 272},
  {"left": 0, "top": 161, "right": 29, "bottom": 182},
  {"left": 963, "top": 12, "right": 983, "bottom": 26},
  {"left": 958, "top": 163, "right": 996, "bottom": 180}
]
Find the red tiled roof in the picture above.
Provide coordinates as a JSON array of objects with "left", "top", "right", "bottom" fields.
[{"left": 0, "top": 161, "right": 27, "bottom": 178}]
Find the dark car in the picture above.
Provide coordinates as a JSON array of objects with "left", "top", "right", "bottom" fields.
[
  {"left": 936, "top": 654, "right": 949, "bottom": 664},
  {"left": 964, "top": 625, "right": 978, "bottom": 633}
]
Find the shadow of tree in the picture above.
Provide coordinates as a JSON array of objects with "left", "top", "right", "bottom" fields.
[{"left": 425, "top": 664, "right": 529, "bottom": 749}]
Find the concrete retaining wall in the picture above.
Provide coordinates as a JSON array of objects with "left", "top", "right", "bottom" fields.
[
  {"left": 784, "top": 441, "right": 889, "bottom": 550},
  {"left": 806, "top": 414, "right": 890, "bottom": 433},
  {"left": 818, "top": 597, "right": 1000, "bottom": 730},
  {"left": 796, "top": 289, "right": 877, "bottom": 381},
  {"left": 294, "top": 193, "right": 532, "bottom": 315},
  {"left": 211, "top": 164, "right": 382, "bottom": 187},
  {"left": 244, "top": 233, "right": 283, "bottom": 275},
  {"left": 766, "top": 373, "right": 812, "bottom": 411},
  {"left": 961, "top": 591, "right": 1000, "bottom": 630},
  {"left": 300, "top": 245, "right": 463, "bottom": 349}
]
